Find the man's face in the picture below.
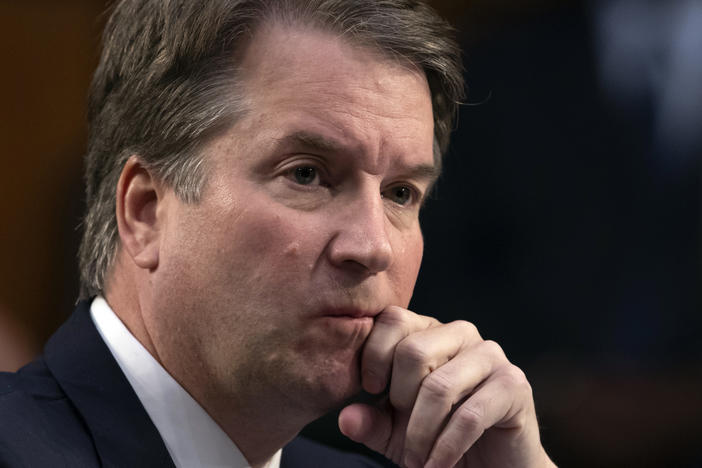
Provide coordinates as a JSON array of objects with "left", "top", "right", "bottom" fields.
[{"left": 148, "top": 24, "right": 435, "bottom": 415}]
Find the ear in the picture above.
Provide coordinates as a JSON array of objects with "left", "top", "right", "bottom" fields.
[{"left": 115, "top": 155, "right": 165, "bottom": 270}]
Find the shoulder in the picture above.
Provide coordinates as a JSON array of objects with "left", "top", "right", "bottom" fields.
[
  {"left": 0, "top": 357, "right": 63, "bottom": 400},
  {"left": 281, "top": 436, "right": 388, "bottom": 468},
  {"left": 0, "top": 359, "right": 99, "bottom": 467}
]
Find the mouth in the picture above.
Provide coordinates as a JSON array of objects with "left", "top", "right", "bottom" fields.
[
  {"left": 320, "top": 306, "right": 382, "bottom": 319},
  {"left": 315, "top": 307, "right": 380, "bottom": 340}
]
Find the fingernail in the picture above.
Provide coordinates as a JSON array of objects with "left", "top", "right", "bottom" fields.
[{"left": 404, "top": 453, "right": 422, "bottom": 468}]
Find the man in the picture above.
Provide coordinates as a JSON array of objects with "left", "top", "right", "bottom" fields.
[{"left": 0, "top": 1, "right": 556, "bottom": 467}]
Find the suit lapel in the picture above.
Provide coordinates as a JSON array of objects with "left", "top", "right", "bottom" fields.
[{"left": 44, "top": 300, "right": 175, "bottom": 468}]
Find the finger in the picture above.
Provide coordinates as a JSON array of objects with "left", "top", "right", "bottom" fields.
[
  {"left": 401, "top": 339, "right": 504, "bottom": 468},
  {"left": 338, "top": 403, "right": 391, "bottom": 452},
  {"left": 361, "top": 306, "right": 438, "bottom": 394},
  {"left": 339, "top": 402, "right": 411, "bottom": 466},
  {"left": 425, "top": 365, "right": 532, "bottom": 468},
  {"left": 389, "top": 320, "right": 482, "bottom": 412}
]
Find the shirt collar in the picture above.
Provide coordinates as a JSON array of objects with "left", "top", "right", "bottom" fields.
[{"left": 90, "top": 296, "right": 281, "bottom": 468}]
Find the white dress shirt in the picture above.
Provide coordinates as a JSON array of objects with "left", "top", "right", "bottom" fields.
[{"left": 90, "top": 296, "right": 281, "bottom": 468}]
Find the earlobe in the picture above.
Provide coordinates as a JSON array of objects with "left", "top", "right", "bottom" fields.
[{"left": 116, "top": 155, "right": 163, "bottom": 270}]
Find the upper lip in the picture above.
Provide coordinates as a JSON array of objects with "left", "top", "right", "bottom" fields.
[{"left": 321, "top": 307, "right": 382, "bottom": 318}]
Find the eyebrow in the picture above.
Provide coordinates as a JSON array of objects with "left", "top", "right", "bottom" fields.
[
  {"left": 274, "top": 130, "right": 439, "bottom": 184},
  {"left": 402, "top": 164, "right": 440, "bottom": 184},
  {"left": 274, "top": 131, "right": 346, "bottom": 154}
]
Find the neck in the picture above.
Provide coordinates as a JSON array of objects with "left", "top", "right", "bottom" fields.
[
  {"left": 191, "top": 387, "right": 315, "bottom": 466},
  {"left": 104, "top": 257, "right": 160, "bottom": 361}
]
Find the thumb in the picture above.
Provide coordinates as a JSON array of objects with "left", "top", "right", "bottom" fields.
[{"left": 338, "top": 402, "right": 392, "bottom": 454}]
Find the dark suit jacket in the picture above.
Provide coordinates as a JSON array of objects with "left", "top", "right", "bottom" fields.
[{"left": 0, "top": 301, "right": 382, "bottom": 467}]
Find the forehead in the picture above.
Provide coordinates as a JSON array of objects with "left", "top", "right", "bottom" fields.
[
  {"left": 242, "top": 21, "right": 422, "bottom": 84},
  {"left": 232, "top": 22, "right": 435, "bottom": 172}
]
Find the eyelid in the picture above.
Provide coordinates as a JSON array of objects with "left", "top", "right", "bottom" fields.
[
  {"left": 276, "top": 156, "right": 333, "bottom": 189},
  {"left": 382, "top": 182, "right": 423, "bottom": 207},
  {"left": 275, "top": 155, "right": 328, "bottom": 175}
]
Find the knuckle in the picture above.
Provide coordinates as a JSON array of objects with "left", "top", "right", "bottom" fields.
[
  {"left": 426, "top": 315, "right": 442, "bottom": 328},
  {"left": 360, "top": 350, "right": 384, "bottom": 375},
  {"left": 482, "top": 339, "right": 506, "bottom": 359},
  {"left": 377, "top": 305, "right": 408, "bottom": 326},
  {"left": 500, "top": 364, "right": 531, "bottom": 393},
  {"left": 421, "top": 371, "right": 455, "bottom": 403},
  {"left": 395, "top": 339, "right": 431, "bottom": 369},
  {"left": 452, "top": 320, "right": 479, "bottom": 337},
  {"left": 433, "top": 437, "right": 463, "bottom": 461},
  {"left": 455, "top": 404, "right": 485, "bottom": 434},
  {"left": 362, "top": 363, "right": 383, "bottom": 381}
]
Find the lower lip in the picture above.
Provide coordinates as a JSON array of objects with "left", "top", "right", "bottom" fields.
[{"left": 320, "top": 315, "right": 374, "bottom": 331}]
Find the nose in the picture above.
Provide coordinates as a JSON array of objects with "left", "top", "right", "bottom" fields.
[{"left": 327, "top": 189, "right": 393, "bottom": 275}]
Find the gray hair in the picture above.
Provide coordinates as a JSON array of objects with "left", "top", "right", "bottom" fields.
[{"left": 79, "top": 0, "right": 464, "bottom": 299}]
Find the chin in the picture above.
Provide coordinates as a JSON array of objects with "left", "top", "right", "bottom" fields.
[
  {"left": 320, "top": 365, "right": 363, "bottom": 405},
  {"left": 276, "top": 354, "right": 364, "bottom": 416}
]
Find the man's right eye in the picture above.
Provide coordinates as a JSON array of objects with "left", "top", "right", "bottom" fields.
[{"left": 291, "top": 166, "right": 319, "bottom": 185}]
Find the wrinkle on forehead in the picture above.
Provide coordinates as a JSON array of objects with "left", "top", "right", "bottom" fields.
[{"left": 236, "top": 21, "right": 435, "bottom": 175}]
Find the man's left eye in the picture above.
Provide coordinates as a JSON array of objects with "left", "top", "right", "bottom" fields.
[
  {"left": 383, "top": 186, "right": 414, "bottom": 205},
  {"left": 291, "top": 166, "right": 318, "bottom": 185}
]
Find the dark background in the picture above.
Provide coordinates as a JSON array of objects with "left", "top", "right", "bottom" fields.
[{"left": 1, "top": 1, "right": 700, "bottom": 467}]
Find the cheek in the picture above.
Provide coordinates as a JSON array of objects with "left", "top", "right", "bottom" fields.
[
  {"left": 161, "top": 197, "right": 313, "bottom": 301},
  {"left": 212, "top": 201, "right": 324, "bottom": 285},
  {"left": 391, "top": 230, "right": 424, "bottom": 305}
]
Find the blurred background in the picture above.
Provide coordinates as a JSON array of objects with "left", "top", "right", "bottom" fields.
[{"left": 1, "top": 1, "right": 700, "bottom": 467}]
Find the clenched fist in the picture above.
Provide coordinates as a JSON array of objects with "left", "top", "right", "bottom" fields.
[{"left": 339, "top": 306, "right": 556, "bottom": 468}]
